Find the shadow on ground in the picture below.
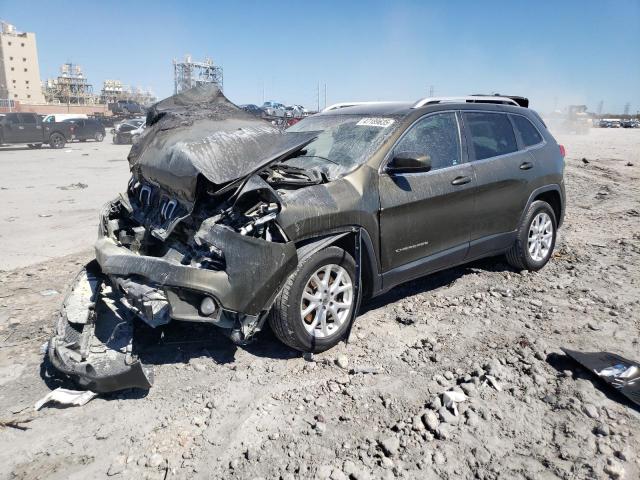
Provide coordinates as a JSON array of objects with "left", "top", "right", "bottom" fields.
[{"left": 38, "top": 255, "right": 515, "bottom": 396}]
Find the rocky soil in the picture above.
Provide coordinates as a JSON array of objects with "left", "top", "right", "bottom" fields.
[{"left": 0, "top": 129, "right": 638, "bottom": 480}]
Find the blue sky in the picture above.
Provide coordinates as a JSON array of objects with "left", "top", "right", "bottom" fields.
[{"left": 2, "top": 0, "right": 639, "bottom": 113}]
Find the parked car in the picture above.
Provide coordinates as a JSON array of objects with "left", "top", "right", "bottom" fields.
[
  {"left": 261, "top": 101, "right": 286, "bottom": 117},
  {"left": 43, "top": 114, "right": 88, "bottom": 123},
  {"left": 63, "top": 118, "right": 106, "bottom": 142},
  {"left": 240, "top": 104, "right": 264, "bottom": 117},
  {"left": 112, "top": 119, "right": 145, "bottom": 144},
  {"left": 0, "top": 112, "right": 75, "bottom": 149},
  {"left": 621, "top": 119, "right": 639, "bottom": 128},
  {"left": 109, "top": 100, "right": 145, "bottom": 115},
  {"left": 285, "top": 105, "right": 307, "bottom": 118},
  {"left": 48, "top": 86, "right": 566, "bottom": 392}
]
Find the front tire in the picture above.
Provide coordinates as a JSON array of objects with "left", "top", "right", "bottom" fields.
[
  {"left": 506, "top": 200, "right": 557, "bottom": 271},
  {"left": 95, "top": 132, "right": 104, "bottom": 142},
  {"left": 269, "top": 246, "right": 357, "bottom": 353}
]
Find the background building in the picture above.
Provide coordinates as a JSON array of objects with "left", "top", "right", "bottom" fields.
[{"left": 0, "top": 22, "right": 46, "bottom": 103}]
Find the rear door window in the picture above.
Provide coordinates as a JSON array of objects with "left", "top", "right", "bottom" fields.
[
  {"left": 393, "top": 112, "right": 461, "bottom": 171},
  {"left": 19, "top": 114, "right": 36, "bottom": 124},
  {"left": 464, "top": 112, "right": 517, "bottom": 160},
  {"left": 511, "top": 115, "right": 543, "bottom": 147}
]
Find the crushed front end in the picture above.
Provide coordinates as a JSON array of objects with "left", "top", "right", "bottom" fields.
[
  {"left": 48, "top": 85, "right": 307, "bottom": 392},
  {"left": 48, "top": 261, "right": 154, "bottom": 392}
]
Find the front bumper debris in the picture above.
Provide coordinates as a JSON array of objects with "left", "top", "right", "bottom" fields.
[{"left": 48, "top": 261, "right": 154, "bottom": 393}]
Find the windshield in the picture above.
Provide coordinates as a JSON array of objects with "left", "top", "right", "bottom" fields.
[{"left": 286, "top": 114, "right": 399, "bottom": 176}]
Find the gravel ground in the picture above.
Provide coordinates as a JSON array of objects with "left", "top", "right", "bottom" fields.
[{"left": 0, "top": 128, "right": 638, "bottom": 480}]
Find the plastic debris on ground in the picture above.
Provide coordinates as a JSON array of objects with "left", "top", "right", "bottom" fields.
[
  {"left": 34, "top": 388, "right": 98, "bottom": 411},
  {"left": 442, "top": 390, "right": 466, "bottom": 416},
  {"left": 562, "top": 348, "right": 640, "bottom": 407}
]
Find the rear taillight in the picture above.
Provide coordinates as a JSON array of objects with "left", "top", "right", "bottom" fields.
[{"left": 559, "top": 144, "right": 566, "bottom": 158}]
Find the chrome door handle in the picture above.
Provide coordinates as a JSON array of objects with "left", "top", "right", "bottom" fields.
[
  {"left": 520, "top": 162, "right": 533, "bottom": 170},
  {"left": 451, "top": 176, "right": 471, "bottom": 186}
]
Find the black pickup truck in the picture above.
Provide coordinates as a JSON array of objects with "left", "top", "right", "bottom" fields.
[{"left": 0, "top": 112, "right": 76, "bottom": 149}]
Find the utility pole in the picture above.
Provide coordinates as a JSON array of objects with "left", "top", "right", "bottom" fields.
[
  {"left": 429, "top": 85, "right": 434, "bottom": 97},
  {"left": 624, "top": 102, "right": 630, "bottom": 116},
  {"left": 323, "top": 83, "right": 327, "bottom": 110},
  {"left": 597, "top": 100, "right": 603, "bottom": 117},
  {"left": 316, "top": 81, "right": 320, "bottom": 112}
]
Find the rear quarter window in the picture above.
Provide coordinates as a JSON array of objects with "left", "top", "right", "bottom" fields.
[
  {"left": 464, "top": 112, "right": 517, "bottom": 160},
  {"left": 511, "top": 114, "right": 543, "bottom": 147}
]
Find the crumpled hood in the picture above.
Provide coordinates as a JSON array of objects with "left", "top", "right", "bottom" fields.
[{"left": 127, "top": 85, "right": 316, "bottom": 200}]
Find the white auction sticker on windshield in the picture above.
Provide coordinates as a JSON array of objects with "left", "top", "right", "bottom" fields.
[{"left": 356, "top": 117, "right": 395, "bottom": 128}]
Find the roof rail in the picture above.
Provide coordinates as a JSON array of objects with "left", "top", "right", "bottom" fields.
[
  {"left": 322, "top": 101, "right": 403, "bottom": 113},
  {"left": 412, "top": 96, "right": 520, "bottom": 109}
]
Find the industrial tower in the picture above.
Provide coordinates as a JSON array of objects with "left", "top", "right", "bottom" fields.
[{"left": 173, "top": 55, "right": 223, "bottom": 94}]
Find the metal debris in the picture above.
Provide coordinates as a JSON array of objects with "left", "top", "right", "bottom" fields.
[{"left": 562, "top": 348, "right": 640, "bottom": 407}]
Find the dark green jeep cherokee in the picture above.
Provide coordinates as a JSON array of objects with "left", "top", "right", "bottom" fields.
[{"left": 48, "top": 86, "right": 565, "bottom": 392}]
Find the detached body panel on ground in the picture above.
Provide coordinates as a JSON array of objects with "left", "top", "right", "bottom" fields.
[{"left": 48, "top": 86, "right": 566, "bottom": 391}]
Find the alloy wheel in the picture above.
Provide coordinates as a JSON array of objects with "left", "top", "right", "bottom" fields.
[
  {"left": 300, "top": 264, "right": 353, "bottom": 338},
  {"left": 528, "top": 212, "right": 553, "bottom": 261}
]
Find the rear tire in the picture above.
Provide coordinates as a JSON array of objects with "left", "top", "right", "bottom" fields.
[
  {"left": 269, "top": 246, "right": 357, "bottom": 353},
  {"left": 49, "top": 133, "right": 65, "bottom": 149},
  {"left": 95, "top": 132, "right": 104, "bottom": 142},
  {"left": 506, "top": 200, "right": 557, "bottom": 271}
]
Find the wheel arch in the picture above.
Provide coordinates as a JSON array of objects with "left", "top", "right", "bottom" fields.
[
  {"left": 294, "top": 227, "right": 381, "bottom": 300},
  {"left": 522, "top": 185, "right": 564, "bottom": 228},
  {"left": 49, "top": 130, "right": 67, "bottom": 140}
]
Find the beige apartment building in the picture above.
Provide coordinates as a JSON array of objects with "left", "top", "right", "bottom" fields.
[{"left": 0, "top": 22, "right": 46, "bottom": 104}]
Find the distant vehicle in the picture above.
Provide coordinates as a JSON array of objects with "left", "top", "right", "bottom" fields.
[
  {"left": 284, "top": 105, "right": 307, "bottom": 118},
  {"left": 240, "top": 104, "right": 264, "bottom": 116},
  {"left": 112, "top": 119, "right": 145, "bottom": 144},
  {"left": 599, "top": 120, "right": 611, "bottom": 128},
  {"left": 564, "top": 105, "right": 590, "bottom": 134},
  {"left": 63, "top": 118, "right": 106, "bottom": 142},
  {"left": 109, "top": 100, "right": 145, "bottom": 115},
  {"left": 43, "top": 113, "right": 88, "bottom": 123},
  {"left": 621, "top": 119, "right": 639, "bottom": 128},
  {"left": 261, "top": 101, "right": 286, "bottom": 117},
  {"left": 293, "top": 105, "right": 308, "bottom": 117},
  {"left": 609, "top": 120, "right": 621, "bottom": 128},
  {"left": 0, "top": 112, "right": 75, "bottom": 149}
]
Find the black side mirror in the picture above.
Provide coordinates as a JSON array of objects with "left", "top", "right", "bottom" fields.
[{"left": 387, "top": 152, "right": 432, "bottom": 174}]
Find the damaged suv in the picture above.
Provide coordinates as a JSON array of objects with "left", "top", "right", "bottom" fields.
[{"left": 49, "top": 86, "right": 565, "bottom": 392}]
